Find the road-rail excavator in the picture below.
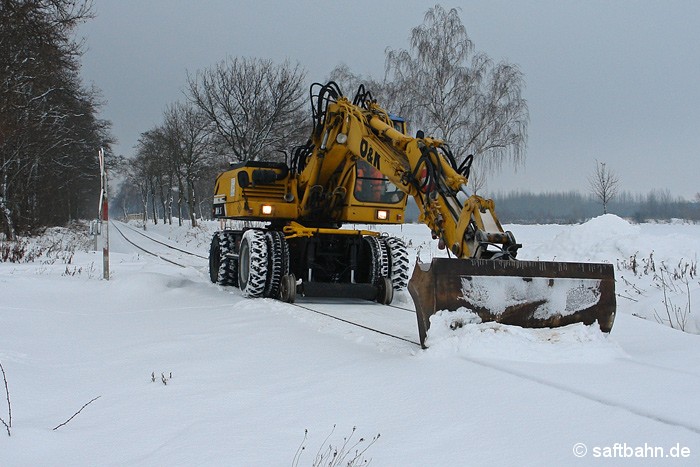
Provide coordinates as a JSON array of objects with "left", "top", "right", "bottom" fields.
[{"left": 208, "top": 82, "right": 616, "bottom": 347}]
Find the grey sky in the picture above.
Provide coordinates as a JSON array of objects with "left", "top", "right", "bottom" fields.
[{"left": 78, "top": 0, "right": 700, "bottom": 199}]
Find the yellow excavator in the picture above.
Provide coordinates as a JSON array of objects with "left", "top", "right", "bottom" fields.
[{"left": 208, "top": 82, "right": 616, "bottom": 347}]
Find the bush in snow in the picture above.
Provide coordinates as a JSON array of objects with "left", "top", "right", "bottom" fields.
[
  {"left": 0, "top": 239, "right": 27, "bottom": 263},
  {"left": 617, "top": 251, "right": 698, "bottom": 333},
  {"left": 292, "top": 425, "right": 380, "bottom": 467},
  {"left": 0, "top": 222, "right": 92, "bottom": 265},
  {"left": 654, "top": 265, "right": 695, "bottom": 332}
]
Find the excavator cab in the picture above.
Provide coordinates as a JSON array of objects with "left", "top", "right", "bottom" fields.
[
  {"left": 352, "top": 114, "right": 407, "bottom": 205},
  {"left": 389, "top": 114, "right": 407, "bottom": 135},
  {"left": 354, "top": 160, "right": 405, "bottom": 205},
  {"left": 340, "top": 159, "right": 407, "bottom": 224}
]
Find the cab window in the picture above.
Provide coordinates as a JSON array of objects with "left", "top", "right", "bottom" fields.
[{"left": 354, "top": 160, "right": 405, "bottom": 204}]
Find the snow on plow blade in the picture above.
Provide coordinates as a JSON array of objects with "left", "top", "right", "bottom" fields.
[{"left": 408, "top": 258, "right": 616, "bottom": 348}]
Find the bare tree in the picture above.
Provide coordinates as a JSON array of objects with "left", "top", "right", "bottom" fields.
[
  {"left": 186, "top": 57, "right": 308, "bottom": 163},
  {"left": 162, "top": 101, "right": 215, "bottom": 227},
  {"left": 385, "top": 5, "right": 528, "bottom": 172},
  {"left": 125, "top": 103, "right": 219, "bottom": 227},
  {"left": 127, "top": 129, "right": 169, "bottom": 226},
  {"left": 589, "top": 160, "right": 619, "bottom": 214},
  {"left": 467, "top": 166, "right": 487, "bottom": 195}
]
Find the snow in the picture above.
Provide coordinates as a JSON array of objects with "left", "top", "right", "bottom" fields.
[
  {"left": 459, "top": 275, "right": 602, "bottom": 317},
  {"left": 426, "top": 308, "right": 624, "bottom": 364},
  {"left": 1, "top": 215, "right": 699, "bottom": 465}
]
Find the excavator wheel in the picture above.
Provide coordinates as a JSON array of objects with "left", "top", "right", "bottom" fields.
[
  {"left": 210, "top": 231, "right": 238, "bottom": 286},
  {"left": 238, "top": 229, "right": 268, "bottom": 297},
  {"left": 382, "top": 236, "right": 410, "bottom": 290},
  {"left": 208, "top": 234, "right": 221, "bottom": 283},
  {"left": 363, "top": 236, "right": 389, "bottom": 284},
  {"left": 264, "top": 231, "right": 289, "bottom": 298}
]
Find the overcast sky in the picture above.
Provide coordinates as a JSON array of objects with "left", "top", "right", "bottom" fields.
[{"left": 78, "top": 0, "right": 700, "bottom": 199}]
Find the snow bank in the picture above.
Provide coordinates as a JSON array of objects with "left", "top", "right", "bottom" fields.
[
  {"left": 543, "top": 214, "right": 640, "bottom": 262},
  {"left": 577, "top": 214, "right": 641, "bottom": 237},
  {"left": 423, "top": 308, "right": 625, "bottom": 363}
]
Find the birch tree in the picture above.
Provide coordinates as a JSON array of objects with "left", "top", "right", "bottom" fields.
[
  {"left": 327, "top": 64, "right": 412, "bottom": 121},
  {"left": 385, "top": 5, "right": 528, "bottom": 172}
]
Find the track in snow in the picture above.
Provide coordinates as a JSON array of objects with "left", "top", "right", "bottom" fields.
[
  {"left": 290, "top": 299, "right": 421, "bottom": 347},
  {"left": 111, "top": 221, "right": 206, "bottom": 268},
  {"left": 290, "top": 298, "right": 700, "bottom": 435},
  {"left": 116, "top": 221, "right": 208, "bottom": 259},
  {"left": 111, "top": 221, "right": 700, "bottom": 435},
  {"left": 464, "top": 355, "right": 700, "bottom": 435},
  {"left": 112, "top": 221, "right": 421, "bottom": 346}
]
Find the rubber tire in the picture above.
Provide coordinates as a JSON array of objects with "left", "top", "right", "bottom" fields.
[
  {"left": 208, "top": 234, "right": 221, "bottom": 283},
  {"left": 382, "top": 236, "right": 410, "bottom": 290},
  {"left": 364, "top": 236, "right": 389, "bottom": 285},
  {"left": 264, "top": 231, "right": 289, "bottom": 298},
  {"left": 238, "top": 229, "right": 268, "bottom": 297},
  {"left": 218, "top": 231, "right": 239, "bottom": 286},
  {"left": 209, "top": 231, "right": 239, "bottom": 286}
]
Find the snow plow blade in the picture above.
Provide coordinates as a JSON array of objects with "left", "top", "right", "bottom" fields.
[{"left": 408, "top": 258, "right": 616, "bottom": 348}]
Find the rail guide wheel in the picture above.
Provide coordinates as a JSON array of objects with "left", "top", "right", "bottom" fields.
[{"left": 279, "top": 273, "right": 297, "bottom": 303}]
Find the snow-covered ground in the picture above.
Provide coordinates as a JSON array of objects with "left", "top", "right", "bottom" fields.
[{"left": 1, "top": 215, "right": 699, "bottom": 466}]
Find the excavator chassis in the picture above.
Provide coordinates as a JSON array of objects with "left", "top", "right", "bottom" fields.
[{"left": 408, "top": 258, "right": 616, "bottom": 348}]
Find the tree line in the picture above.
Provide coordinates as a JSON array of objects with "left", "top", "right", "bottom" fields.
[
  {"left": 487, "top": 189, "right": 700, "bottom": 224},
  {"left": 114, "top": 4, "right": 529, "bottom": 227},
  {"left": 4, "top": 2, "right": 698, "bottom": 235},
  {"left": 113, "top": 58, "right": 310, "bottom": 227},
  {"left": 0, "top": 0, "right": 112, "bottom": 240}
]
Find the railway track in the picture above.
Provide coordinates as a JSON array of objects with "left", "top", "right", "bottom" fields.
[
  {"left": 289, "top": 301, "right": 421, "bottom": 346},
  {"left": 111, "top": 220, "right": 421, "bottom": 346},
  {"left": 111, "top": 221, "right": 190, "bottom": 268},
  {"left": 113, "top": 221, "right": 207, "bottom": 259}
]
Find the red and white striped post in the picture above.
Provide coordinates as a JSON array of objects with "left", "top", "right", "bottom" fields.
[{"left": 98, "top": 148, "right": 110, "bottom": 280}]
